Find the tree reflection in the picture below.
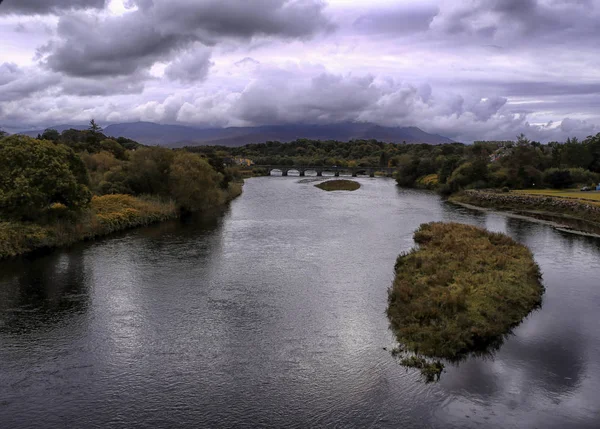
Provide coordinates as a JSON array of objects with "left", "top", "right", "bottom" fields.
[{"left": 0, "top": 249, "right": 90, "bottom": 335}]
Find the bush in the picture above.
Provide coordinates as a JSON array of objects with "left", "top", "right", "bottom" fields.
[
  {"left": 0, "top": 135, "right": 92, "bottom": 221},
  {"left": 543, "top": 168, "right": 573, "bottom": 189},
  {"left": 169, "top": 152, "right": 222, "bottom": 212}
]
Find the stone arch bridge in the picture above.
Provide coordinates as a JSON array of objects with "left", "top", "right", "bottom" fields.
[{"left": 252, "top": 165, "right": 398, "bottom": 177}]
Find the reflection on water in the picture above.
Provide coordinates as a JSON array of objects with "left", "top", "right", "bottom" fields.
[{"left": 1, "top": 177, "right": 600, "bottom": 428}]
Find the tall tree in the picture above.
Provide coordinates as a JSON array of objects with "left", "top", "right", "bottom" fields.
[{"left": 89, "top": 119, "right": 102, "bottom": 134}]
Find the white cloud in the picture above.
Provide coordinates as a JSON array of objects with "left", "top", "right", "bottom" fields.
[{"left": 1, "top": 0, "right": 599, "bottom": 142}]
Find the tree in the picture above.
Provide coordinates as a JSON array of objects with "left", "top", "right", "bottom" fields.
[
  {"left": 0, "top": 129, "right": 7, "bottom": 138},
  {"left": 89, "top": 119, "right": 102, "bottom": 134},
  {"left": 126, "top": 147, "right": 174, "bottom": 196},
  {"left": 99, "top": 139, "right": 127, "bottom": 160},
  {"left": 543, "top": 168, "right": 573, "bottom": 189},
  {"left": 169, "top": 152, "right": 222, "bottom": 212},
  {"left": 0, "top": 135, "right": 92, "bottom": 220},
  {"left": 41, "top": 128, "right": 60, "bottom": 142}
]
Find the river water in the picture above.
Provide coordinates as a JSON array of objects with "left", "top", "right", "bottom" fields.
[{"left": 1, "top": 177, "right": 600, "bottom": 428}]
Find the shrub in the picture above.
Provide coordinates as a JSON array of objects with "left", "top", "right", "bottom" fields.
[
  {"left": 169, "top": 152, "right": 222, "bottom": 212},
  {"left": 0, "top": 135, "right": 92, "bottom": 221}
]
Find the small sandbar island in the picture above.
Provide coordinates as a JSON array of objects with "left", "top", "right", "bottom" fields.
[
  {"left": 315, "top": 179, "right": 361, "bottom": 192},
  {"left": 387, "top": 222, "right": 544, "bottom": 381}
]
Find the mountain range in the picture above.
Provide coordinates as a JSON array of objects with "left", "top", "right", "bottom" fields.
[{"left": 17, "top": 122, "right": 455, "bottom": 147}]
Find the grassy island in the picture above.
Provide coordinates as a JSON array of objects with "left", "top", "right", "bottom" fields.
[
  {"left": 387, "top": 222, "right": 544, "bottom": 381},
  {"left": 315, "top": 180, "right": 361, "bottom": 192}
]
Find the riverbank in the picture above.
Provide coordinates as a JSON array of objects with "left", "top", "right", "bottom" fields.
[
  {"left": 0, "top": 182, "right": 243, "bottom": 260},
  {"left": 388, "top": 222, "right": 544, "bottom": 381},
  {"left": 449, "top": 190, "right": 600, "bottom": 234}
]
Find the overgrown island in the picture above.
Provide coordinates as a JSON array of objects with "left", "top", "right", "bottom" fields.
[
  {"left": 0, "top": 122, "right": 243, "bottom": 259},
  {"left": 387, "top": 222, "right": 544, "bottom": 381},
  {"left": 315, "top": 180, "right": 361, "bottom": 191}
]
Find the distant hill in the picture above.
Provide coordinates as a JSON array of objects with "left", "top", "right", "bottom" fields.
[
  {"left": 17, "top": 122, "right": 454, "bottom": 146},
  {"left": 19, "top": 124, "right": 87, "bottom": 137}
]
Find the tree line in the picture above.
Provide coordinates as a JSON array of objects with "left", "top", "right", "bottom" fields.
[
  {"left": 0, "top": 121, "right": 242, "bottom": 224},
  {"left": 186, "top": 133, "right": 600, "bottom": 192}
]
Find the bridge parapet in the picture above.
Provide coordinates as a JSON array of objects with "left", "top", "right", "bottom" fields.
[{"left": 253, "top": 165, "right": 397, "bottom": 178}]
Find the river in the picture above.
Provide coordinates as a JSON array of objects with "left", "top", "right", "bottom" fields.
[{"left": 1, "top": 177, "right": 600, "bottom": 428}]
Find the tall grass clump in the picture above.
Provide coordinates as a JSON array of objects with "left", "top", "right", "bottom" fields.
[{"left": 387, "top": 222, "right": 544, "bottom": 381}]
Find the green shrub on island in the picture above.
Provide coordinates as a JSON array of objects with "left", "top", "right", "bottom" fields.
[
  {"left": 387, "top": 222, "right": 544, "bottom": 381},
  {"left": 315, "top": 180, "right": 361, "bottom": 191}
]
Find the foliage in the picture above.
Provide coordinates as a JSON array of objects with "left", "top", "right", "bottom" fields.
[
  {"left": 125, "top": 147, "right": 175, "bottom": 196},
  {"left": 92, "top": 194, "right": 177, "bottom": 233},
  {"left": 0, "top": 130, "right": 244, "bottom": 258},
  {"left": 169, "top": 152, "right": 223, "bottom": 212},
  {"left": 0, "top": 195, "right": 177, "bottom": 259},
  {"left": 387, "top": 223, "right": 543, "bottom": 368},
  {"left": 185, "top": 132, "right": 600, "bottom": 194},
  {"left": 315, "top": 180, "right": 361, "bottom": 191},
  {"left": 0, "top": 135, "right": 92, "bottom": 221}
]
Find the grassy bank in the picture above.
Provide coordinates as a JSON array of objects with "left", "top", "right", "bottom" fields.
[
  {"left": 315, "top": 179, "right": 361, "bottom": 191},
  {"left": 387, "top": 222, "right": 543, "bottom": 381},
  {"left": 450, "top": 190, "right": 600, "bottom": 229},
  {"left": 0, "top": 195, "right": 177, "bottom": 259},
  {"left": 513, "top": 189, "right": 600, "bottom": 205},
  {"left": 0, "top": 181, "right": 244, "bottom": 260}
]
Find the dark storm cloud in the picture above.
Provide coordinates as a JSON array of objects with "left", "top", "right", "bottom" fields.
[
  {"left": 44, "top": 13, "right": 185, "bottom": 77},
  {"left": 0, "top": 0, "right": 106, "bottom": 15},
  {"left": 164, "top": 46, "right": 213, "bottom": 83},
  {"left": 42, "top": 0, "right": 334, "bottom": 77},
  {"left": 60, "top": 73, "right": 148, "bottom": 96},
  {"left": 431, "top": 0, "right": 600, "bottom": 46},
  {"left": 0, "top": 62, "right": 59, "bottom": 101}
]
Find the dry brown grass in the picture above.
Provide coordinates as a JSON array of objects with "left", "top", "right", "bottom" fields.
[
  {"left": 388, "top": 222, "right": 544, "bottom": 380},
  {"left": 0, "top": 195, "right": 177, "bottom": 259},
  {"left": 315, "top": 179, "right": 361, "bottom": 191}
]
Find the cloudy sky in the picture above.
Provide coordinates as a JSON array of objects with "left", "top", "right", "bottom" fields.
[{"left": 1, "top": 0, "right": 599, "bottom": 142}]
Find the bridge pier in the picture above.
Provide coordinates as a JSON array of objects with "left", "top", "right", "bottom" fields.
[
  {"left": 316, "top": 171, "right": 322, "bottom": 177},
  {"left": 299, "top": 170, "right": 305, "bottom": 177},
  {"left": 334, "top": 171, "right": 340, "bottom": 177},
  {"left": 282, "top": 170, "right": 288, "bottom": 177}
]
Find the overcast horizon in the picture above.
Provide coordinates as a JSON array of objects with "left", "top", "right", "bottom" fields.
[{"left": 1, "top": 0, "right": 600, "bottom": 143}]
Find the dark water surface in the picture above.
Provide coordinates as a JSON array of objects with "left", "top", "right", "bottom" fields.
[{"left": 1, "top": 177, "right": 600, "bottom": 428}]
